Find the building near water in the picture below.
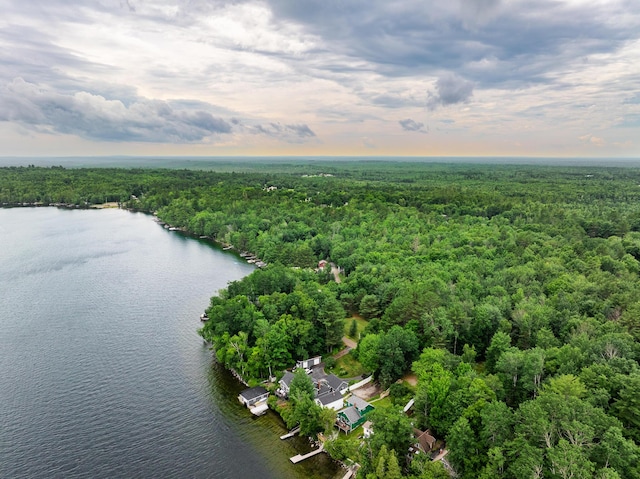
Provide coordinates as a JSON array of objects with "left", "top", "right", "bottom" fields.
[
  {"left": 238, "top": 386, "right": 270, "bottom": 416},
  {"left": 336, "top": 396, "right": 374, "bottom": 433}
]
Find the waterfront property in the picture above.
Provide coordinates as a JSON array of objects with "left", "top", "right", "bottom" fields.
[
  {"left": 238, "top": 386, "right": 270, "bottom": 416},
  {"left": 315, "top": 390, "right": 344, "bottom": 411},
  {"left": 336, "top": 396, "right": 374, "bottom": 434},
  {"left": 314, "top": 372, "right": 349, "bottom": 397},
  {"left": 277, "top": 362, "right": 348, "bottom": 405},
  {"left": 277, "top": 371, "right": 296, "bottom": 398}
]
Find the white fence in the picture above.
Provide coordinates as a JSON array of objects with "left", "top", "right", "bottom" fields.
[{"left": 348, "top": 375, "right": 373, "bottom": 391}]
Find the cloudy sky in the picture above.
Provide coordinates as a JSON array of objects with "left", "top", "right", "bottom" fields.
[{"left": 1, "top": 0, "right": 639, "bottom": 158}]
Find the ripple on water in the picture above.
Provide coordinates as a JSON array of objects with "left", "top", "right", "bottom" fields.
[{"left": 0, "top": 208, "right": 340, "bottom": 479}]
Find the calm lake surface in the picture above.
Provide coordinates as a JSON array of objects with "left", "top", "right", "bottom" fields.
[{"left": 0, "top": 207, "right": 340, "bottom": 479}]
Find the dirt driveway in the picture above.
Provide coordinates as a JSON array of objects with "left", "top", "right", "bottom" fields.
[
  {"left": 352, "top": 382, "right": 383, "bottom": 401},
  {"left": 403, "top": 372, "right": 418, "bottom": 387}
]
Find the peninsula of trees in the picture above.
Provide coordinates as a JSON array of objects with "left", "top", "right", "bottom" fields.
[{"left": 2, "top": 160, "right": 640, "bottom": 478}]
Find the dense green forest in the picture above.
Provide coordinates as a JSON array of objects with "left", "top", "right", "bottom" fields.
[{"left": 2, "top": 161, "right": 640, "bottom": 478}]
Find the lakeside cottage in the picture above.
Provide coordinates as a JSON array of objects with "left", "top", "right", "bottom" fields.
[
  {"left": 315, "top": 390, "right": 344, "bottom": 410},
  {"left": 277, "top": 371, "right": 295, "bottom": 398},
  {"left": 238, "top": 386, "right": 270, "bottom": 416},
  {"left": 336, "top": 396, "right": 374, "bottom": 434},
  {"left": 276, "top": 360, "right": 349, "bottom": 410},
  {"left": 315, "top": 373, "right": 349, "bottom": 397}
]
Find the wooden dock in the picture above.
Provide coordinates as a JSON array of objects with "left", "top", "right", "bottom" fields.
[
  {"left": 280, "top": 426, "right": 301, "bottom": 440},
  {"left": 341, "top": 468, "right": 355, "bottom": 479},
  {"left": 290, "top": 444, "right": 324, "bottom": 463}
]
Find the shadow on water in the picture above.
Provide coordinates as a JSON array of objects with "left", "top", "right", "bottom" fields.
[{"left": 206, "top": 359, "right": 343, "bottom": 479}]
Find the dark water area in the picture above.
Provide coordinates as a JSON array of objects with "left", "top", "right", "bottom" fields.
[{"left": 0, "top": 207, "right": 341, "bottom": 479}]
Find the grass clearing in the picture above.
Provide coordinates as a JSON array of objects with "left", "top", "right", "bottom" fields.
[
  {"left": 370, "top": 396, "right": 392, "bottom": 409},
  {"left": 328, "top": 351, "right": 367, "bottom": 378},
  {"left": 344, "top": 315, "right": 369, "bottom": 340}
]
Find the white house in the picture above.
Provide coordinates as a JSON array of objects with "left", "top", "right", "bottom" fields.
[{"left": 315, "top": 390, "right": 345, "bottom": 411}]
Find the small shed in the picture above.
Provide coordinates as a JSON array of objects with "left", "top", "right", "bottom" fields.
[{"left": 363, "top": 421, "right": 374, "bottom": 438}]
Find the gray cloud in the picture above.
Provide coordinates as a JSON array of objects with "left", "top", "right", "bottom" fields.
[
  {"left": 4, "top": 0, "right": 639, "bottom": 93},
  {"left": 458, "top": 0, "right": 502, "bottom": 28},
  {"left": 427, "top": 73, "right": 474, "bottom": 110},
  {"left": 399, "top": 118, "right": 427, "bottom": 133},
  {"left": 0, "top": 25, "right": 113, "bottom": 90},
  {"left": 265, "top": 0, "right": 640, "bottom": 89},
  {"left": 247, "top": 122, "right": 316, "bottom": 142},
  {"left": 0, "top": 78, "right": 232, "bottom": 142},
  {"left": 370, "top": 92, "right": 419, "bottom": 108}
]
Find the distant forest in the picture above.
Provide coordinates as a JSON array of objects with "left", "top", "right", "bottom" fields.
[{"left": 2, "top": 161, "right": 640, "bottom": 478}]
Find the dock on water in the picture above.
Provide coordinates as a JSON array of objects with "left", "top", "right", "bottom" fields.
[
  {"left": 280, "top": 426, "right": 301, "bottom": 440},
  {"left": 290, "top": 444, "right": 324, "bottom": 463}
]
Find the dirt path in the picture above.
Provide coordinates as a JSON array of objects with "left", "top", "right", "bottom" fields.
[
  {"left": 333, "top": 337, "right": 357, "bottom": 360},
  {"left": 432, "top": 449, "right": 449, "bottom": 462},
  {"left": 403, "top": 372, "right": 418, "bottom": 387},
  {"left": 342, "top": 336, "right": 357, "bottom": 349},
  {"left": 330, "top": 263, "right": 341, "bottom": 283}
]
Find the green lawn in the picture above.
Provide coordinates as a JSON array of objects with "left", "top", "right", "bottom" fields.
[
  {"left": 328, "top": 351, "right": 367, "bottom": 378},
  {"left": 369, "top": 396, "right": 392, "bottom": 409},
  {"left": 344, "top": 315, "right": 369, "bottom": 340}
]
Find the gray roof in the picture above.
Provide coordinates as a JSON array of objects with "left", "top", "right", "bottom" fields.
[
  {"left": 339, "top": 406, "right": 361, "bottom": 425},
  {"left": 317, "top": 383, "right": 332, "bottom": 398},
  {"left": 316, "top": 390, "right": 343, "bottom": 406},
  {"left": 280, "top": 371, "right": 295, "bottom": 388},
  {"left": 322, "top": 374, "right": 348, "bottom": 391},
  {"left": 349, "top": 396, "right": 371, "bottom": 411},
  {"left": 310, "top": 368, "right": 326, "bottom": 382},
  {"left": 239, "top": 386, "right": 268, "bottom": 401}
]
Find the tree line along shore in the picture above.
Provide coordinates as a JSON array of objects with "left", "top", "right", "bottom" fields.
[{"left": 2, "top": 161, "right": 640, "bottom": 479}]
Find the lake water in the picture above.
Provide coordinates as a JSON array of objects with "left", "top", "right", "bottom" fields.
[{"left": 0, "top": 207, "right": 340, "bottom": 479}]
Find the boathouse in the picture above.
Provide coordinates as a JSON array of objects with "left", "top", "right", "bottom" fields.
[{"left": 238, "top": 386, "right": 270, "bottom": 415}]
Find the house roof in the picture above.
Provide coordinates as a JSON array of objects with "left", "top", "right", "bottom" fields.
[
  {"left": 339, "top": 406, "right": 361, "bottom": 425},
  {"left": 415, "top": 430, "right": 437, "bottom": 452},
  {"left": 403, "top": 398, "right": 415, "bottom": 413},
  {"left": 317, "top": 383, "right": 332, "bottom": 398},
  {"left": 323, "top": 374, "right": 348, "bottom": 391},
  {"left": 316, "top": 390, "right": 343, "bottom": 406},
  {"left": 280, "top": 371, "right": 295, "bottom": 388},
  {"left": 239, "top": 386, "right": 268, "bottom": 401},
  {"left": 349, "top": 396, "right": 371, "bottom": 411},
  {"left": 310, "top": 368, "right": 327, "bottom": 382}
]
